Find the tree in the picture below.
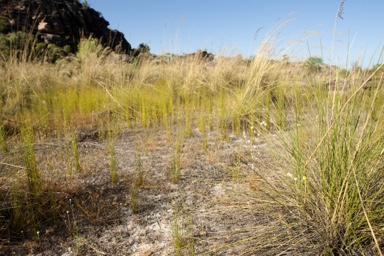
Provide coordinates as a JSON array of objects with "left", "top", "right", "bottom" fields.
[
  {"left": 132, "top": 43, "right": 150, "bottom": 57},
  {"left": 81, "top": 0, "right": 90, "bottom": 8},
  {"left": 306, "top": 56, "right": 323, "bottom": 72},
  {"left": 137, "top": 43, "right": 150, "bottom": 53}
]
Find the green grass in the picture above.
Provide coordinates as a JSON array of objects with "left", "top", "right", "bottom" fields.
[
  {"left": 129, "top": 184, "right": 139, "bottom": 214},
  {"left": 241, "top": 71, "right": 384, "bottom": 255},
  {"left": 21, "top": 121, "right": 41, "bottom": 198},
  {"left": 134, "top": 144, "right": 144, "bottom": 187},
  {"left": 170, "top": 135, "right": 183, "bottom": 183}
]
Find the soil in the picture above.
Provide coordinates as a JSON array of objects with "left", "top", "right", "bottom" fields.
[{"left": 1, "top": 126, "right": 276, "bottom": 255}]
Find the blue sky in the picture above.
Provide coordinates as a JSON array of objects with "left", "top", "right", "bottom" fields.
[{"left": 86, "top": 0, "right": 384, "bottom": 68}]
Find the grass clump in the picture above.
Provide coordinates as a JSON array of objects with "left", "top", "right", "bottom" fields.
[
  {"left": 71, "top": 133, "right": 81, "bottom": 173},
  {"left": 172, "top": 202, "right": 196, "bottom": 256},
  {"left": 300, "top": 76, "right": 384, "bottom": 254},
  {"left": 244, "top": 72, "right": 384, "bottom": 255},
  {"left": 129, "top": 184, "right": 139, "bottom": 214},
  {"left": 170, "top": 134, "right": 184, "bottom": 184},
  {"left": 134, "top": 147, "right": 144, "bottom": 187},
  {"left": 107, "top": 129, "right": 118, "bottom": 185},
  {"left": 21, "top": 122, "right": 41, "bottom": 199}
]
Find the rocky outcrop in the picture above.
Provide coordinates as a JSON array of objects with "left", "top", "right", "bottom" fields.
[
  {"left": 167, "top": 50, "right": 215, "bottom": 63},
  {"left": 0, "top": 0, "right": 131, "bottom": 53},
  {"left": 182, "top": 50, "right": 215, "bottom": 61}
]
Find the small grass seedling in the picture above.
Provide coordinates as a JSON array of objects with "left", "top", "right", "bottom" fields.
[
  {"left": 107, "top": 129, "right": 118, "bottom": 185},
  {"left": 170, "top": 138, "right": 183, "bottom": 184},
  {"left": 71, "top": 133, "right": 81, "bottom": 173},
  {"left": 129, "top": 184, "right": 139, "bottom": 214}
]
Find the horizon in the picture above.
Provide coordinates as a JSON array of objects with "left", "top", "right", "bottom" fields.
[{"left": 86, "top": 1, "right": 383, "bottom": 68}]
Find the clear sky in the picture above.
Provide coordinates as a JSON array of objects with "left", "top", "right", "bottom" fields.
[{"left": 86, "top": 0, "right": 384, "bottom": 68}]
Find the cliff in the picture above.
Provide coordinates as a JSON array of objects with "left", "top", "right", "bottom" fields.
[{"left": 0, "top": 0, "right": 131, "bottom": 53}]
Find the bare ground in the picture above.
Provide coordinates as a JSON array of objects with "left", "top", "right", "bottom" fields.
[{"left": 1, "top": 126, "right": 278, "bottom": 255}]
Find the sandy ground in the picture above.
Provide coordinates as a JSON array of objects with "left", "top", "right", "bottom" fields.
[{"left": 1, "top": 126, "right": 277, "bottom": 255}]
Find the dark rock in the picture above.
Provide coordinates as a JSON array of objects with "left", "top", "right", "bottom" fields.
[
  {"left": 0, "top": 0, "right": 131, "bottom": 53},
  {"left": 183, "top": 50, "right": 215, "bottom": 61},
  {"left": 198, "top": 50, "right": 215, "bottom": 61},
  {"left": 171, "top": 50, "right": 215, "bottom": 63}
]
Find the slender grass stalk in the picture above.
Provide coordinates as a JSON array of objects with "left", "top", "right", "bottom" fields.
[
  {"left": 71, "top": 133, "right": 81, "bottom": 173},
  {"left": 108, "top": 129, "right": 118, "bottom": 185},
  {"left": 170, "top": 133, "right": 183, "bottom": 183},
  {"left": 202, "top": 129, "right": 208, "bottom": 152},
  {"left": 134, "top": 148, "right": 144, "bottom": 187},
  {"left": 0, "top": 125, "right": 8, "bottom": 153},
  {"left": 21, "top": 123, "right": 41, "bottom": 197},
  {"left": 20, "top": 122, "right": 41, "bottom": 238},
  {"left": 65, "top": 139, "right": 73, "bottom": 178},
  {"left": 185, "top": 105, "right": 193, "bottom": 137},
  {"left": 10, "top": 180, "right": 23, "bottom": 233},
  {"left": 304, "top": 66, "right": 384, "bottom": 169},
  {"left": 172, "top": 203, "right": 185, "bottom": 256},
  {"left": 130, "top": 184, "right": 139, "bottom": 214}
]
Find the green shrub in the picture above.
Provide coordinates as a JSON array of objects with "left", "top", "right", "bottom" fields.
[
  {"left": 132, "top": 43, "right": 151, "bottom": 57},
  {"left": 46, "top": 44, "right": 68, "bottom": 63},
  {"left": 76, "top": 37, "right": 104, "bottom": 60},
  {"left": 63, "top": 45, "right": 73, "bottom": 54},
  {"left": 306, "top": 56, "right": 324, "bottom": 72}
]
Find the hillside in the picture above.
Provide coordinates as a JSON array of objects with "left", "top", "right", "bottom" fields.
[{"left": 0, "top": 0, "right": 131, "bottom": 53}]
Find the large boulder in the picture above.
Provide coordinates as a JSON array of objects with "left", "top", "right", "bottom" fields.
[{"left": 0, "top": 0, "right": 131, "bottom": 53}]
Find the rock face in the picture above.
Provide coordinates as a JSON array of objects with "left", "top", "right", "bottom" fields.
[{"left": 0, "top": 0, "right": 131, "bottom": 53}]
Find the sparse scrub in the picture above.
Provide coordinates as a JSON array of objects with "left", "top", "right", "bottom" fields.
[{"left": 1, "top": 18, "right": 384, "bottom": 255}]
